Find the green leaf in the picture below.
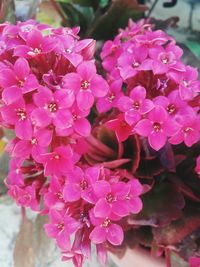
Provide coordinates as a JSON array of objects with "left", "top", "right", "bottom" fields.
[
  {"left": 185, "top": 40, "right": 200, "bottom": 59},
  {"left": 57, "top": 0, "right": 98, "bottom": 9},
  {"left": 59, "top": 2, "right": 93, "bottom": 34},
  {"left": 100, "top": 0, "right": 109, "bottom": 8},
  {"left": 170, "top": 251, "right": 189, "bottom": 267},
  {"left": 87, "top": 0, "right": 148, "bottom": 40}
]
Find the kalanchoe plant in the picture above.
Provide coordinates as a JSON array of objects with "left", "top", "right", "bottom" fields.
[{"left": 0, "top": 18, "right": 199, "bottom": 267}]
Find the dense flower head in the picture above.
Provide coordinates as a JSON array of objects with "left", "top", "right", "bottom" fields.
[
  {"left": 100, "top": 19, "right": 200, "bottom": 151},
  {"left": 0, "top": 20, "right": 143, "bottom": 267},
  {"left": 1, "top": 19, "right": 200, "bottom": 267}
]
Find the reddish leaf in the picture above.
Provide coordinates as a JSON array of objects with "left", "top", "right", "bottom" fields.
[{"left": 152, "top": 207, "right": 200, "bottom": 246}]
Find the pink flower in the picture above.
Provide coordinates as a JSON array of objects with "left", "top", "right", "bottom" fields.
[
  {"left": 89, "top": 209, "right": 124, "bottom": 245},
  {"left": 147, "top": 43, "right": 184, "bottom": 74},
  {"left": 170, "top": 66, "right": 200, "bottom": 100},
  {"left": 96, "top": 80, "right": 123, "bottom": 113},
  {"left": 31, "top": 86, "right": 74, "bottom": 130},
  {"left": 117, "top": 86, "right": 154, "bottom": 125},
  {"left": 153, "top": 90, "right": 187, "bottom": 116},
  {"left": 0, "top": 58, "right": 39, "bottom": 104},
  {"left": 63, "top": 61, "right": 109, "bottom": 111},
  {"left": 8, "top": 184, "right": 39, "bottom": 211},
  {"left": 44, "top": 209, "right": 80, "bottom": 250},
  {"left": 0, "top": 98, "right": 33, "bottom": 140},
  {"left": 195, "top": 156, "right": 200, "bottom": 177},
  {"left": 118, "top": 45, "right": 148, "bottom": 80},
  {"left": 135, "top": 106, "right": 180, "bottom": 150},
  {"left": 44, "top": 177, "right": 65, "bottom": 210},
  {"left": 63, "top": 166, "right": 100, "bottom": 202},
  {"left": 106, "top": 114, "right": 133, "bottom": 142},
  {"left": 92, "top": 180, "right": 131, "bottom": 218},
  {"left": 6, "top": 158, "right": 24, "bottom": 186},
  {"left": 55, "top": 105, "right": 91, "bottom": 137},
  {"left": 169, "top": 115, "right": 200, "bottom": 147},
  {"left": 100, "top": 40, "right": 122, "bottom": 72},
  {"left": 12, "top": 128, "right": 52, "bottom": 161},
  {"left": 125, "top": 179, "right": 143, "bottom": 214},
  {"left": 14, "top": 29, "right": 56, "bottom": 58},
  {"left": 40, "top": 146, "right": 74, "bottom": 176}
]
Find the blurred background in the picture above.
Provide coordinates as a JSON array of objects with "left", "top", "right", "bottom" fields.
[{"left": 0, "top": 0, "right": 200, "bottom": 266}]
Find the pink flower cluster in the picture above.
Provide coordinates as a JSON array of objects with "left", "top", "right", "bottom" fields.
[
  {"left": 0, "top": 20, "right": 143, "bottom": 266},
  {"left": 100, "top": 19, "right": 200, "bottom": 151}
]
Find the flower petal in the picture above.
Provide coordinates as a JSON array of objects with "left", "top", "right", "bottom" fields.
[
  {"left": 77, "top": 90, "right": 94, "bottom": 111},
  {"left": 107, "top": 224, "right": 124, "bottom": 245},
  {"left": 77, "top": 61, "right": 96, "bottom": 80},
  {"left": 112, "top": 200, "right": 129, "bottom": 217},
  {"left": 94, "top": 198, "right": 111, "bottom": 218},
  {"left": 2, "top": 86, "right": 22, "bottom": 105},
  {"left": 90, "top": 226, "right": 106, "bottom": 244},
  {"left": 31, "top": 108, "right": 51, "bottom": 127},
  {"left": 74, "top": 117, "right": 91, "bottom": 137},
  {"left": 15, "top": 120, "right": 33, "bottom": 140},
  {"left": 63, "top": 183, "right": 81, "bottom": 202},
  {"left": 14, "top": 58, "right": 30, "bottom": 79},
  {"left": 128, "top": 197, "right": 143, "bottom": 214},
  {"left": 134, "top": 119, "right": 152, "bottom": 136},
  {"left": 148, "top": 131, "right": 167, "bottom": 151},
  {"left": 90, "top": 75, "right": 109, "bottom": 97},
  {"left": 93, "top": 181, "right": 111, "bottom": 198}
]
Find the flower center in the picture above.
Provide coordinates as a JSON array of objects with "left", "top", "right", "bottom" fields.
[
  {"left": 182, "top": 79, "right": 189, "bottom": 87},
  {"left": 167, "top": 104, "right": 176, "bottom": 114},
  {"left": 48, "top": 102, "right": 58, "bottom": 113},
  {"left": 106, "top": 193, "right": 114, "bottom": 203},
  {"left": 57, "top": 223, "right": 64, "bottom": 230},
  {"left": 102, "top": 218, "right": 111, "bottom": 228},
  {"left": 18, "top": 80, "right": 24, "bottom": 87},
  {"left": 31, "top": 137, "right": 37, "bottom": 145},
  {"left": 133, "top": 101, "right": 140, "bottom": 110},
  {"left": 162, "top": 58, "right": 169, "bottom": 64},
  {"left": 107, "top": 93, "right": 115, "bottom": 103},
  {"left": 72, "top": 114, "right": 77, "bottom": 121},
  {"left": 66, "top": 48, "right": 72, "bottom": 53},
  {"left": 132, "top": 61, "right": 140, "bottom": 68},
  {"left": 34, "top": 48, "right": 41, "bottom": 54},
  {"left": 80, "top": 179, "right": 88, "bottom": 190},
  {"left": 153, "top": 122, "right": 161, "bottom": 132},
  {"left": 54, "top": 154, "right": 60, "bottom": 160},
  {"left": 81, "top": 80, "right": 90, "bottom": 90},
  {"left": 184, "top": 127, "right": 192, "bottom": 133},
  {"left": 16, "top": 109, "right": 27, "bottom": 121},
  {"left": 56, "top": 192, "right": 63, "bottom": 200}
]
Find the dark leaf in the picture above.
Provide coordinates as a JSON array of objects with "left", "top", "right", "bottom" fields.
[
  {"left": 169, "top": 175, "right": 200, "bottom": 202},
  {"left": 159, "top": 143, "right": 176, "bottom": 172},
  {"left": 136, "top": 155, "right": 164, "bottom": 179},
  {"left": 128, "top": 181, "right": 185, "bottom": 227}
]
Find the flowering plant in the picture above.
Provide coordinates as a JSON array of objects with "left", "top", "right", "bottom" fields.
[{"left": 0, "top": 17, "right": 199, "bottom": 267}]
